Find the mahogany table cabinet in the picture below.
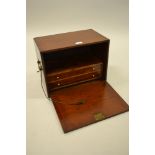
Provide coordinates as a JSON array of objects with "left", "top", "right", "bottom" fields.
[{"left": 34, "top": 29, "right": 129, "bottom": 133}]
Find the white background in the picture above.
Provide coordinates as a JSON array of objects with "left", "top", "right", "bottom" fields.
[{"left": 0, "top": 0, "right": 155, "bottom": 155}]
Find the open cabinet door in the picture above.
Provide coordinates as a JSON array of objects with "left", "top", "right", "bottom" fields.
[{"left": 51, "top": 80, "right": 129, "bottom": 133}]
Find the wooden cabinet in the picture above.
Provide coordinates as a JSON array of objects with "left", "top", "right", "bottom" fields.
[{"left": 34, "top": 29, "right": 129, "bottom": 133}]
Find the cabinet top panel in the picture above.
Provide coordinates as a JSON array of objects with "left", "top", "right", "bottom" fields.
[{"left": 34, "top": 29, "right": 109, "bottom": 53}]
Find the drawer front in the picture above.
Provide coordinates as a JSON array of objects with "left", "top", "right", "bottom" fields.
[
  {"left": 47, "top": 63, "right": 102, "bottom": 82},
  {"left": 49, "top": 72, "right": 102, "bottom": 91}
]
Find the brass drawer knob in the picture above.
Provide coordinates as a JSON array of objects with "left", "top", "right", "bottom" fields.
[
  {"left": 92, "top": 74, "right": 95, "bottom": 77},
  {"left": 57, "top": 76, "right": 60, "bottom": 79},
  {"left": 57, "top": 83, "right": 60, "bottom": 86}
]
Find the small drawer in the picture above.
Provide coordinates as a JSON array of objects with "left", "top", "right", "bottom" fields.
[
  {"left": 49, "top": 72, "right": 102, "bottom": 91},
  {"left": 47, "top": 63, "right": 102, "bottom": 82}
]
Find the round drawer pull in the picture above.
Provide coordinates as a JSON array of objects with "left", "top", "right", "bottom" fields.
[
  {"left": 92, "top": 75, "right": 95, "bottom": 77},
  {"left": 57, "top": 76, "right": 60, "bottom": 79},
  {"left": 92, "top": 67, "right": 95, "bottom": 70},
  {"left": 57, "top": 83, "right": 60, "bottom": 86}
]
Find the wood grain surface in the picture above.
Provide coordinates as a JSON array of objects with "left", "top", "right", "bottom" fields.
[
  {"left": 34, "top": 29, "right": 108, "bottom": 53},
  {"left": 34, "top": 29, "right": 128, "bottom": 133},
  {"left": 51, "top": 80, "right": 129, "bottom": 133}
]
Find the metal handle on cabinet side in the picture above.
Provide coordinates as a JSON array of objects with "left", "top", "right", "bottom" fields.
[{"left": 37, "top": 60, "right": 43, "bottom": 72}]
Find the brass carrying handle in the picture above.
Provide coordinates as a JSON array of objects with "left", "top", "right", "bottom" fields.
[{"left": 37, "top": 60, "right": 43, "bottom": 71}]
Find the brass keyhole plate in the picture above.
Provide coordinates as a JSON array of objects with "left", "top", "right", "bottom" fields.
[
  {"left": 69, "top": 99, "right": 86, "bottom": 105},
  {"left": 94, "top": 112, "right": 105, "bottom": 121}
]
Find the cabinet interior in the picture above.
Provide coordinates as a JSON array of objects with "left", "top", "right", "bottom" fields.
[{"left": 42, "top": 42, "right": 109, "bottom": 92}]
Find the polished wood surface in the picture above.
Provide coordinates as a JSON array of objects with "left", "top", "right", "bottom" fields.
[
  {"left": 46, "top": 59, "right": 102, "bottom": 79},
  {"left": 34, "top": 42, "right": 49, "bottom": 97},
  {"left": 34, "top": 29, "right": 128, "bottom": 133},
  {"left": 49, "top": 72, "right": 102, "bottom": 91},
  {"left": 47, "top": 61, "right": 102, "bottom": 91},
  {"left": 34, "top": 29, "right": 108, "bottom": 53},
  {"left": 51, "top": 80, "right": 129, "bottom": 133}
]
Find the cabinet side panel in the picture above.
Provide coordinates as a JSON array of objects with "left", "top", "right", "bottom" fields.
[{"left": 34, "top": 41, "right": 49, "bottom": 97}]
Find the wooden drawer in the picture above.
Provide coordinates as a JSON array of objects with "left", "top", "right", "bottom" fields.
[
  {"left": 49, "top": 71, "right": 102, "bottom": 91},
  {"left": 47, "top": 62, "right": 102, "bottom": 82}
]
